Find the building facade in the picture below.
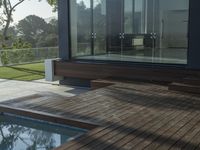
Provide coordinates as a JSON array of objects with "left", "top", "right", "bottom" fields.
[{"left": 55, "top": 0, "right": 200, "bottom": 84}]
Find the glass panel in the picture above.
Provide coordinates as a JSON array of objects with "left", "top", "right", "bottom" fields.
[
  {"left": 106, "top": 0, "right": 122, "bottom": 54},
  {"left": 154, "top": 0, "right": 189, "bottom": 64},
  {"left": 70, "top": 0, "right": 92, "bottom": 57},
  {"left": 93, "top": 0, "right": 107, "bottom": 55},
  {"left": 70, "top": 0, "right": 189, "bottom": 64},
  {"left": 134, "top": 0, "right": 146, "bottom": 34},
  {"left": 124, "top": 0, "right": 145, "bottom": 34},
  {"left": 124, "top": 0, "right": 133, "bottom": 34},
  {"left": 122, "top": 0, "right": 154, "bottom": 63}
]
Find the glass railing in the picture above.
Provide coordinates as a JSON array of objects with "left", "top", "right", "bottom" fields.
[{"left": 0, "top": 47, "right": 59, "bottom": 66}]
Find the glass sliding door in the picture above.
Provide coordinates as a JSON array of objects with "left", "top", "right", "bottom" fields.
[
  {"left": 122, "top": 0, "right": 155, "bottom": 62},
  {"left": 70, "top": 0, "right": 189, "bottom": 64},
  {"left": 93, "top": 0, "right": 107, "bottom": 55},
  {"left": 106, "top": 0, "right": 123, "bottom": 55},
  {"left": 154, "top": 0, "right": 189, "bottom": 64},
  {"left": 70, "top": 0, "right": 92, "bottom": 57}
]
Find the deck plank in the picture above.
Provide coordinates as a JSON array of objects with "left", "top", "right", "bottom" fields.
[{"left": 1, "top": 81, "right": 200, "bottom": 150}]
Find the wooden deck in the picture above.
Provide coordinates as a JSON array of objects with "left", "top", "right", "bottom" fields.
[{"left": 1, "top": 80, "right": 200, "bottom": 150}]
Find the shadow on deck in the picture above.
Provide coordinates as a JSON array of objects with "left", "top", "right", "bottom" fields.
[{"left": 0, "top": 80, "right": 200, "bottom": 150}]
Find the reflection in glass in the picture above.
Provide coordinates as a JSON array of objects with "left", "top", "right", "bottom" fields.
[
  {"left": 93, "top": 0, "right": 107, "bottom": 55},
  {"left": 71, "top": 0, "right": 189, "bottom": 64},
  {"left": 154, "top": 0, "right": 189, "bottom": 64},
  {"left": 122, "top": 0, "right": 154, "bottom": 60},
  {"left": 0, "top": 115, "right": 86, "bottom": 150},
  {"left": 70, "top": 0, "right": 91, "bottom": 57},
  {"left": 124, "top": 0, "right": 133, "bottom": 34}
]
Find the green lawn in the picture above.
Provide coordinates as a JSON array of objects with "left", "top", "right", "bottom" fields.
[{"left": 0, "top": 63, "right": 45, "bottom": 81}]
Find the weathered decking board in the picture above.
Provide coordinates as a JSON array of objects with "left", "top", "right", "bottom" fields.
[{"left": 1, "top": 81, "right": 200, "bottom": 150}]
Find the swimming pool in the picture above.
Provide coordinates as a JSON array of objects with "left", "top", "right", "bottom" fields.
[{"left": 0, "top": 113, "right": 87, "bottom": 150}]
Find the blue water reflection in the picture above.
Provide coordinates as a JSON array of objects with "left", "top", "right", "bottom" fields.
[{"left": 0, "top": 114, "right": 87, "bottom": 150}]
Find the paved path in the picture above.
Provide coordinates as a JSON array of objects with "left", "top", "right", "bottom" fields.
[{"left": 0, "top": 79, "right": 89, "bottom": 102}]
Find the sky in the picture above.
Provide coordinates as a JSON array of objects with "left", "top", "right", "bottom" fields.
[{"left": 12, "top": 0, "right": 57, "bottom": 24}]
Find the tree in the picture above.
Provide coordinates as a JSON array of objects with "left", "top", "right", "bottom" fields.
[
  {"left": 12, "top": 38, "right": 31, "bottom": 49},
  {"left": 17, "top": 15, "right": 49, "bottom": 47},
  {"left": 46, "top": 0, "right": 57, "bottom": 11},
  {"left": 0, "top": 0, "right": 56, "bottom": 41},
  {"left": 0, "top": 0, "right": 26, "bottom": 40},
  {"left": 36, "top": 18, "right": 58, "bottom": 47}
]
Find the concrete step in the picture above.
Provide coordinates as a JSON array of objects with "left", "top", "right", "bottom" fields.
[
  {"left": 91, "top": 79, "right": 115, "bottom": 90},
  {"left": 180, "top": 77, "right": 200, "bottom": 86},
  {"left": 169, "top": 82, "right": 200, "bottom": 94}
]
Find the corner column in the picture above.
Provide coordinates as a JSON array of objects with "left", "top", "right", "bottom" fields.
[
  {"left": 187, "top": 0, "right": 200, "bottom": 69},
  {"left": 58, "top": 0, "right": 70, "bottom": 60}
]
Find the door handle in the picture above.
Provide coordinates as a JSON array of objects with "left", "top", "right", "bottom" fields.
[
  {"left": 94, "top": 33, "right": 97, "bottom": 39},
  {"left": 122, "top": 33, "right": 125, "bottom": 39},
  {"left": 91, "top": 33, "right": 97, "bottom": 39},
  {"left": 150, "top": 33, "right": 157, "bottom": 39},
  {"left": 91, "top": 33, "right": 94, "bottom": 39},
  {"left": 119, "top": 33, "right": 125, "bottom": 39},
  {"left": 119, "top": 33, "right": 122, "bottom": 39}
]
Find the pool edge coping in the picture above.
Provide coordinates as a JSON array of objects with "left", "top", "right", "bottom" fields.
[{"left": 0, "top": 104, "right": 100, "bottom": 130}]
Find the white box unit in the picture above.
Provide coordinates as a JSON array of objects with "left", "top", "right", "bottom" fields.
[{"left": 45, "top": 59, "right": 63, "bottom": 81}]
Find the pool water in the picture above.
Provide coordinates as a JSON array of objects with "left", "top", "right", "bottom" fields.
[{"left": 0, "top": 114, "right": 87, "bottom": 150}]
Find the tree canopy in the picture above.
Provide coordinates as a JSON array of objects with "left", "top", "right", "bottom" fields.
[
  {"left": 0, "top": 0, "right": 57, "bottom": 42},
  {"left": 46, "top": 0, "right": 57, "bottom": 12},
  {"left": 17, "top": 15, "right": 49, "bottom": 47},
  {"left": 17, "top": 15, "right": 58, "bottom": 47},
  {"left": 0, "top": 0, "right": 26, "bottom": 40}
]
